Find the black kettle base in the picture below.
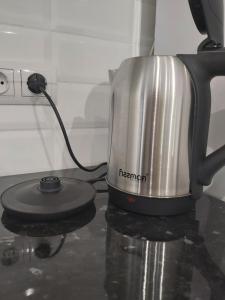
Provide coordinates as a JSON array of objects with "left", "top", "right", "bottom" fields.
[{"left": 108, "top": 186, "right": 196, "bottom": 216}]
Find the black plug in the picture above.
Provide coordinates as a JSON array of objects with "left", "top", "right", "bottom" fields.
[{"left": 27, "top": 73, "right": 47, "bottom": 94}]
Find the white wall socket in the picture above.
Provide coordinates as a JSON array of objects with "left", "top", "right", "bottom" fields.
[
  {"left": 0, "top": 68, "right": 14, "bottom": 96},
  {"left": 0, "top": 66, "right": 56, "bottom": 105}
]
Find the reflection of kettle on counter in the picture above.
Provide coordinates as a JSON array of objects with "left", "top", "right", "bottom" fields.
[{"left": 105, "top": 203, "right": 225, "bottom": 300}]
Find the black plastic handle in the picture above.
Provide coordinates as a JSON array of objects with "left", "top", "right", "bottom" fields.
[
  {"left": 189, "top": 0, "right": 224, "bottom": 50},
  {"left": 178, "top": 50, "right": 225, "bottom": 198}
]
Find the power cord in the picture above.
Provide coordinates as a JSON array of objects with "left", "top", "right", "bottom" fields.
[{"left": 27, "top": 73, "right": 107, "bottom": 174}]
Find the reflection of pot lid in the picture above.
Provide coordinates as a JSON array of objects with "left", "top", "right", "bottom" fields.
[
  {"left": 1, "top": 176, "right": 96, "bottom": 221},
  {"left": 106, "top": 203, "right": 199, "bottom": 242},
  {"left": 188, "top": 0, "right": 224, "bottom": 48},
  {"left": 2, "top": 202, "right": 96, "bottom": 237}
]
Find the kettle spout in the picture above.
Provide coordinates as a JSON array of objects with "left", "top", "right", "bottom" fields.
[{"left": 108, "top": 69, "right": 118, "bottom": 84}]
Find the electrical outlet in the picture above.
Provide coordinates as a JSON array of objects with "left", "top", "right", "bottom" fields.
[
  {"left": 20, "top": 68, "right": 56, "bottom": 105},
  {"left": 0, "top": 68, "right": 14, "bottom": 96},
  {"left": 0, "top": 65, "right": 56, "bottom": 105},
  {"left": 20, "top": 69, "right": 55, "bottom": 100}
]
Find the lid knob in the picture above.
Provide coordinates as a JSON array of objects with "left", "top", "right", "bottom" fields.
[{"left": 39, "top": 176, "right": 61, "bottom": 193}]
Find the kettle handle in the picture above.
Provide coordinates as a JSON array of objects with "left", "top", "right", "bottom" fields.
[{"left": 178, "top": 51, "right": 225, "bottom": 198}]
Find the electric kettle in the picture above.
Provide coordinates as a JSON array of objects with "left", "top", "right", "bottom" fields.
[{"left": 107, "top": 0, "right": 225, "bottom": 215}]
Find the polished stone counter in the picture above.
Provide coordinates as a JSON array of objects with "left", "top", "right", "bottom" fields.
[{"left": 0, "top": 168, "right": 225, "bottom": 300}]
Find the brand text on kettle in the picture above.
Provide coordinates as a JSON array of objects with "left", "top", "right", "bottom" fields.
[{"left": 119, "top": 169, "right": 147, "bottom": 182}]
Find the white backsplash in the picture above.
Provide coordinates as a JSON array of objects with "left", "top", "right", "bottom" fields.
[
  {"left": 0, "top": 0, "right": 156, "bottom": 176},
  {"left": 155, "top": 0, "right": 225, "bottom": 200}
]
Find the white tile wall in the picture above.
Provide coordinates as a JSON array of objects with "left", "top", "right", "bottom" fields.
[
  {"left": 57, "top": 82, "right": 110, "bottom": 129},
  {"left": 155, "top": 0, "right": 225, "bottom": 200},
  {"left": 0, "top": 0, "right": 156, "bottom": 176},
  {"left": 52, "top": 0, "right": 134, "bottom": 43},
  {"left": 0, "top": 25, "right": 51, "bottom": 64},
  {"left": 0, "top": 105, "right": 54, "bottom": 130},
  {"left": 0, "top": 129, "right": 55, "bottom": 176},
  {"left": 53, "top": 128, "right": 108, "bottom": 170},
  {"left": 0, "top": 0, "right": 51, "bottom": 29},
  {"left": 52, "top": 32, "right": 132, "bottom": 83}
]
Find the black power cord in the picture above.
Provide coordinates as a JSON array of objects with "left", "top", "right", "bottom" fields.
[{"left": 27, "top": 73, "right": 107, "bottom": 174}]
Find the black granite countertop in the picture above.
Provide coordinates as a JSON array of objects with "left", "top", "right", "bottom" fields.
[{"left": 0, "top": 168, "right": 225, "bottom": 300}]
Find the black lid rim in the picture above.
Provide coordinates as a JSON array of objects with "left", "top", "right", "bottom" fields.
[
  {"left": 2, "top": 198, "right": 95, "bottom": 221},
  {"left": 0, "top": 177, "right": 96, "bottom": 221}
]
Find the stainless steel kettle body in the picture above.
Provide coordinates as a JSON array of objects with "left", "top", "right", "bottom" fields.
[
  {"left": 107, "top": 56, "right": 195, "bottom": 215},
  {"left": 106, "top": 0, "right": 225, "bottom": 215},
  {"left": 107, "top": 51, "right": 225, "bottom": 215},
  {"left": 107, "top": 56, "right": 192, "bottom": 198}
]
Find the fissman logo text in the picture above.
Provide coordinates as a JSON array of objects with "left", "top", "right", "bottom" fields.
[{"left": 119, "top": 169, "right": 147, "bottom": 182}]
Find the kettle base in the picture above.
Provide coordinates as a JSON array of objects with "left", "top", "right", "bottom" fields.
[{"left": 108, "top": 186, "right": 195, "bottom": 216}]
